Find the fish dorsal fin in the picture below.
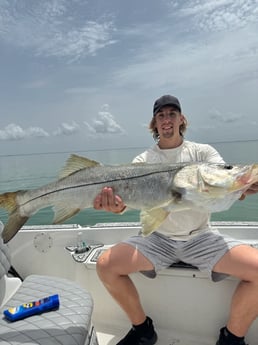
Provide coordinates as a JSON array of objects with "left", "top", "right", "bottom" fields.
[{"left": 59, "top": 154, "right": 101, "bottom": 178}]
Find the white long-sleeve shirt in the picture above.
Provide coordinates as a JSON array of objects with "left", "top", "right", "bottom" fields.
[{"left": 133, "top": 141, "right": 225, "bottom": 240}]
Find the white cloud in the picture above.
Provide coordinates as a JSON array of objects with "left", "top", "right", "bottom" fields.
[
  {"left": 84, "top": 104, "right": 125, "bottom": 136},
  {"left": 113, "top": 23, "right": 257, "bottom": 91},
  {"left": 171, "top": 0, "right": 258, "bottom": 32},
  {"left": 53, "top": 121, "right": 80, "bottom": 136},
  {"left": 0, "top": 121, "right": 81, "bottom": 141},
  {"left": 0, "top": 124, "right": 49, "bottom": 141},
  {"left": 36, "top": 21, "right": 117, "bottom": 61},
  {"left": 0, "top": 0, "right": 257, "bottom": 152},
  {"left": 111, "top": 0, "right": 257, "bottom": 93},
  {"left": 209, "top": 109, "right": 243, "bottom": 123},
  {"left": 0, "top": 1, "right": 117, "bottom": 61}
]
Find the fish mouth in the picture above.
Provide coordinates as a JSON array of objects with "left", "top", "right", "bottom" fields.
[{"left": 231, "top": 164, "right": 258, "bottom": 191}]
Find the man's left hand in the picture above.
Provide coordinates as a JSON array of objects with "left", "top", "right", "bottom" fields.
[{"left": 239, "top": 182, "right": 258, "bottom": 200}]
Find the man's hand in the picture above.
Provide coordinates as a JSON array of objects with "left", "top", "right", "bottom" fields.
[
  {"left": 93, "top": 187, "right": 126, "bottom": 213},
  {"left": 239, "top": 182, "right": 258, "bottom": 200}
]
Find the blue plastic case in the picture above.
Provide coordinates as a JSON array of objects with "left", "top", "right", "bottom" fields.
[{"left": 3, "top": 294, "right": 59, "bottom": 322}]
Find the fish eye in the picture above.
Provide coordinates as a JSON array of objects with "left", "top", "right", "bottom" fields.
[{"left": 223, "top": 164, "right": 233, "bottom": 170}]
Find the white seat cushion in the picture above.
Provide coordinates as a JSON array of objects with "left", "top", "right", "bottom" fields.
[{"left": 0, "top": 274, "right": 97, "bottom": 345}]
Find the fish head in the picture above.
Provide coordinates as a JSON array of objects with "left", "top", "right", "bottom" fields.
[
  {"left": 198, "top": 164, "right": 258, "bottom": 191},
  {"left": 173, "top": 163, "right": 258, "bottom": 201}
]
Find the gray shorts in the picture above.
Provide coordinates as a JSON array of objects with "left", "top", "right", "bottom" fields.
[{"left": 122, "top": 229, "right": 245, "bottom": 282}]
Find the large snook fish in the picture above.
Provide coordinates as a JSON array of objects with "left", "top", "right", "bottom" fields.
[{"left": 0, "top": 154, "right": 258, "bottom": 243}]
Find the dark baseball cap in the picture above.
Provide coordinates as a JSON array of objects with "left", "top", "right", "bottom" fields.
[{"left": 153, "top": 95, "right": 181, "bottom": 115}]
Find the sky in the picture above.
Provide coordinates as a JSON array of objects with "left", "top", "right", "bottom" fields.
[{"left": 0, "top": 0, "right": 258, "bottom": 156}]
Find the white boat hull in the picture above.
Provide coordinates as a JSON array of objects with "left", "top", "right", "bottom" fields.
[{"left": 6, "top": 222, "right": 258, "bottom": 345}]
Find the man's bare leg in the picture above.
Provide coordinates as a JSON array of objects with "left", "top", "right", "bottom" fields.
[
  {"left": 97, "top": 242, "right": 154, "bottom": 325},
  {"left": 213, "top": 245, "right": 258, "bottom": 337}
]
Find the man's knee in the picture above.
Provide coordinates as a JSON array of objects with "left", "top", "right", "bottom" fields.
[{"left": 96, "top": 251, "right": 111, "bottom": 278}]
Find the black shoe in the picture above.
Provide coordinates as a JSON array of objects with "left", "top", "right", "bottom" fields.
[
  {"left": 216, "top": 327, "right": 247, "bottom": 345},
  {"left": 116, "top": 317, "right": 158, "bottom": 345},
  {"left": 216, "top": 339, "right": 247, "bottom": 345}
]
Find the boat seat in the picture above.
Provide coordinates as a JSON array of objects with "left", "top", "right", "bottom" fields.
[
  {"left": 170, "top": 261, "right": 198, "bottom": 270},
  {"left": 0, "top": 224, "right": 98, "bottom": 345},
  {"left": 0, "top": 275, "right": 98, "bottom": 345}
]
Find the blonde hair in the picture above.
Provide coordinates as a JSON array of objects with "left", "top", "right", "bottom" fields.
[{"left": 149, "top": 113, "right": 188, "bottom": 141}]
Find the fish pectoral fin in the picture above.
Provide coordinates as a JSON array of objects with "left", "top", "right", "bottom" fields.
[
  {"left": 53, "top": 204, "right": 81, "bottom": 224},
  {"left": 165, "top": 199, "right": 194, "bottom": 212},
  {"left": 140, "top": 208, "right": 169, "bottom": 236},
  {"left": 59, "top": 154, "right": 101, "bottom": 179}
]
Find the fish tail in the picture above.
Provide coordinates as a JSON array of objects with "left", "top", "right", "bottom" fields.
[
  {"left": 0, "top": 192, "right": 29, "bottom": 243},
  {"left": 0, "top": 192, "right": 18, "bottom": 213}
]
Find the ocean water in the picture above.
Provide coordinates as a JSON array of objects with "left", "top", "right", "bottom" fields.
[{"left": 0, "top": 141, "right": 258, "bottom": 227}]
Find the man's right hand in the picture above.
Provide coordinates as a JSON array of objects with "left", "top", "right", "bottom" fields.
[{"left": 93, "top": 187, "right": 126, "bottom": 214}]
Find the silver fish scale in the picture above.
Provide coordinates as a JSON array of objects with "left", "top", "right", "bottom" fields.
[{"left": 19, "top": 163, "right": 184, "bottom": 214}]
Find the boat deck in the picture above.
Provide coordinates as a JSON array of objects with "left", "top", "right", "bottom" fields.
[{"left": 95, "top": 324, "right": 216, "bottom": 345}]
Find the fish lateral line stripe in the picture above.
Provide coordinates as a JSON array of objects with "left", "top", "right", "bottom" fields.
[{"left": 22, "top": 168, "right": 178, "bottom": 204}]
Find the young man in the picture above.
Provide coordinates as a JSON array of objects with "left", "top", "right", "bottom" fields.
[{"left": 94, "top": 95, "right": 258, "bottom": 345}]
